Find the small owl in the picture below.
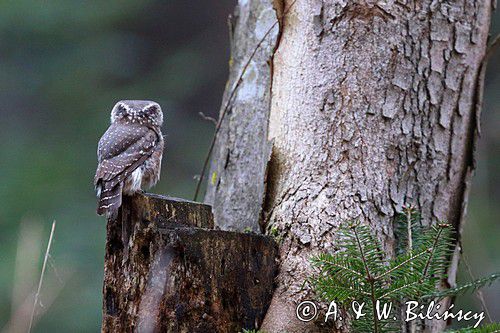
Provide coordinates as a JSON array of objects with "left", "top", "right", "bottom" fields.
[{"left": 94, "top": 100, "right": 164, "bottom": 218}]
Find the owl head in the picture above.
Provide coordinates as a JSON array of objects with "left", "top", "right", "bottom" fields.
[{"left": 111, "top": 100, "right": 163, "bottom": 127}]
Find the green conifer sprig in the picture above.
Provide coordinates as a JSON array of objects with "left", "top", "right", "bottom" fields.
[
  {"left": 423, "top": 273, "right": 500, "bottom": 300},
  {"left": 309, "top": 207, "right": 500, "bottom": 333}
]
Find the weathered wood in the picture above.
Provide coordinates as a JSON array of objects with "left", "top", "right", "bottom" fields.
[
  {"left": 204, "top": 0, "right": 279, "bottom": 233},
  {"left": 102, "top": 193, "right": 278, "bottom": 333}
]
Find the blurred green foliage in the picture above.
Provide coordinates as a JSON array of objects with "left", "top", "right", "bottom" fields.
[
  {"left": 0, "top": 1, "right": 233, "bottom": 331},
  {"left": 0, "top": 1, "right": 498, "bottom": 332}
]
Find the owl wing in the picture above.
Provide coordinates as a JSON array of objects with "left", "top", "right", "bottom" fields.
[{"left": 94, "top": 123, "right": 159, "bottom": 188}]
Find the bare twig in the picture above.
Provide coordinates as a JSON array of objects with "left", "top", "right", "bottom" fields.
[
  {"left": 198, "top": 112, "right": 217, "bottom": 125},
  {"left": 192, "top": 0, "right": 297, "bottom": 201},
  {"left": 421, "top": 224, "right": 447, "bottom": 279},
  {"left": 351, "top": 225, "right": 379, "bottom": 333},
  {"left": 28, "top": 220, "right": 56, "bottom": 333},
  {"left": 486, "top": 34, "right": 500, "bottom": 59},
  {"left": 404, "top": 204, "right": 414, "bottom": 256},
  {"left": 474, "top": 33, "right": 500, "bottom": 139},
  {"left": 462, "top": 253, "right": 493, "bottom": 323},
  {"left": 460, "top": 33, "right": 500, "bottom": 323}
]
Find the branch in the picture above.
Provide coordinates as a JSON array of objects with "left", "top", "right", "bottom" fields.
[
  {"left": 379, "top": 280, "right": 422, "bottom": 300},
  {"left": 313, "top": 257, "right": 365, "bottom": 279},
  {"left": 461, "top": 252, "right": 493, "bottom": 323},
  {"left": 374, "top": 249, "right": 428, "bottom": 280},
  {"left": 421, "top": 224, "right": 448, "bottom": 279},
  {"left": 352, "top": 225, "right": 379, "bottom": 333},
  {"left": 198, "top": 112, "right": 217, "bottom": 125},
  {"left": 422, "top": 273, "right": 500, "bottom": 300}
]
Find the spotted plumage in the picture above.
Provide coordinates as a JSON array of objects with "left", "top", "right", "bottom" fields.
[{"left": 94, "top": 100, "right": 164, "bottom": 218}]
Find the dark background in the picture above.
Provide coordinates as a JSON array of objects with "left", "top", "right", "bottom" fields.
[{"left": 0, "top": 2, "right": 498, "bottom": 331}]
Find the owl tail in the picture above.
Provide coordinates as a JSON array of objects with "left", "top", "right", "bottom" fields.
[{"left": 97, "top": 181, "right": 123, "bottom": 219}]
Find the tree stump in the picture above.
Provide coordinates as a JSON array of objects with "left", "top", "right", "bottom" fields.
[{"left": 102, "top": 193, "right": 278, "bottom": 333}]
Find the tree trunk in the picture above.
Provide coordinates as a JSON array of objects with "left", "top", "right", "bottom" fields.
[{"left": 207, "top": 0, "right": 493, "bottom": 332}]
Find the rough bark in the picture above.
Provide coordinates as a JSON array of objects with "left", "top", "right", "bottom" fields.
[
  {"left": 102, "top": 193, "right": 278, "bottom": 333},
  {"left": 205, "top": 0, "right": 279, "bottom": 232},
  {"left": 206, "top": 0, "right": 493, "bottom": 332}
]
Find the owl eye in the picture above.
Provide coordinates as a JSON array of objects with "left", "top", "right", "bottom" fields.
[
  {"left": 145, "top": 105, "right": 158, "bottom": 114},
  {"left": 117, "top": 104, "right": 127, "bottom": 113},
  {"left": 112, "top": 103, "right": 128, "bottom": 120},
  {"left": 143, "top": 105, "right": 159, "bottom": 118}
]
